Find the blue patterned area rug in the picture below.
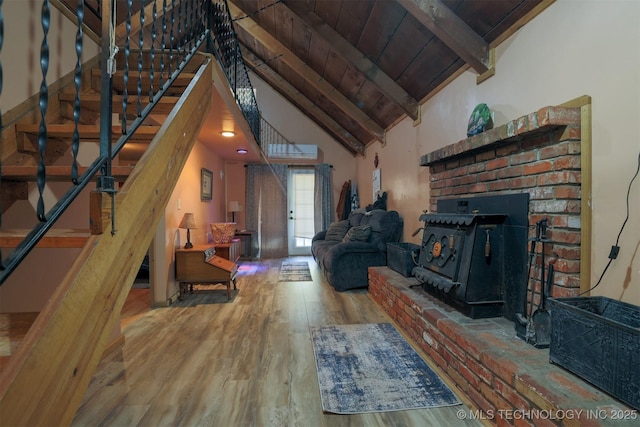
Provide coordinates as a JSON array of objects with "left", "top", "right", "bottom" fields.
[
  {"left": 279, "top": 261, "right": 312, "bottom": 281},
  {"left": 310, "top": 323, "right": 461, "bottom": 414}
]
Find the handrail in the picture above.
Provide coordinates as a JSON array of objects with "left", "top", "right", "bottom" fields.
[
  {"left": 208, "top": 0, "right": 261, "bottom": 146},
  {"left": 260, "top": 115, "right": 299, "bottom": 159},
  {"left": 0, "top": 0, "right": 262, "bottom": 284}
]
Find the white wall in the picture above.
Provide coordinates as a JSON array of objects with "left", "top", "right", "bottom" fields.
[{"left": 356, "top": 0, "right": 640, "bottom": 304}]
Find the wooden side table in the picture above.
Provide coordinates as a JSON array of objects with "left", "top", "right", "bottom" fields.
[
  {"left": 212, "top": 239, "right": 241, "bottom": 262},
  {"left": 175, "top": 245, "right": 238, "bottom": 299}
]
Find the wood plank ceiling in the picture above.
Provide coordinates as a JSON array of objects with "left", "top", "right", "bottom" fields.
[{"left": 229, "top": 0, "right": 551, "bottom": 156}]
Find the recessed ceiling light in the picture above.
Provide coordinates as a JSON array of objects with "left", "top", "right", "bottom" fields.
[
  {"left": 236, "top": 148, "right": 248, "bottom": 154},
  {"left": 221, "top": 131, "right": 235, "bottom": 137}
]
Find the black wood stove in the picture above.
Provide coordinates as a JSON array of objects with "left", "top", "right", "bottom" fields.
[{"left": 413, "top": 194, "right": 529, "bottom": 320}]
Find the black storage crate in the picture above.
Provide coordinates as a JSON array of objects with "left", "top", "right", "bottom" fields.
[
  {"left": 387, "top": 242, "right": 420, "bottom": 277},
  {"left": 548, "top": 297, "right": 640, "bottom": 409}
]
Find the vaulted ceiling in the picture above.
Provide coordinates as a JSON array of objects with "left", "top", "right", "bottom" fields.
[
  {"left": 60, "top": 0, "right": 553, "bottom": 160},
  {"left": 229, "top": 0, "right": 552, "bottom": 156}
]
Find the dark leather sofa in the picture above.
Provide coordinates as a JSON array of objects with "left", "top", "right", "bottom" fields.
[{"left": 311, "top": 209, "right": 403, "bottom": 291}]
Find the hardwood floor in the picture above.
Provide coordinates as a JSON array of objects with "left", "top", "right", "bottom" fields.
[{"left": 73, "top": 257, "right": 482, "bottom": 426}]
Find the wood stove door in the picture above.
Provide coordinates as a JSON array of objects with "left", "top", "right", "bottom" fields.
[
  {"left": 417, "top": 226, "right": 466, "bottom": 280},
  {"left": 463, "top": 225, "right": 504, "bottom": 303}
]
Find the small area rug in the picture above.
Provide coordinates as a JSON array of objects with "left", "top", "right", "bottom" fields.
[
  {"left": 237, "top": 264, "right": 259, "bottom": 276},
  {"left": 309, "top": 322, "right": 460, "bottom": 414},
  {"left": 279, "top": 261, "right": 312, "bottom": 282}
]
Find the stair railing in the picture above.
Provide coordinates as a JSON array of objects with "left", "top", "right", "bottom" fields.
[
  {"left": 260, "top": 114, "right": 303, "bottom": 159},
  {"left": 208, "top": 0, "right": 261, "bottom": 146},
  {"left": 1, "top": 0, "right": 257, "bottom": 284}
]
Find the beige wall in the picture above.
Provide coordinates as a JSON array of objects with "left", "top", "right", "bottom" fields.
[
  {"left": 224, "top": 162, "right": 247, "bottom": 230},
  {"left": 248, "top": 72, "right": 358, "bottom": 221},
  {"left": 0, "top": 178, "right": 94, "bottom": 312},
  {"left": 356, "top": 0, "right": 639, "bottom": 304},
  {"left": 0, "top": 1, "right": 100, "bottom": 113},
  {"left": 160, "top": 139, "right": 227, "bottom": 302}
]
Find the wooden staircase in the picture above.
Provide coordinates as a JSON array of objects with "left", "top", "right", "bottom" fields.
[{"left": 0, "top": 49, "right": 213, "bottom": 425}]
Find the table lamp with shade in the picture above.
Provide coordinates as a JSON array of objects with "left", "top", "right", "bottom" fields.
[
  {"left": 228, "top": 201, "right": 242, "bottom": 223},
  {"left": 179, "top": 213, "right": 197, "bottom": 249}
]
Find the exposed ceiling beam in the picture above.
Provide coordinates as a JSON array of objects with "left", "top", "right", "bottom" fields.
[
  {"left": 242, "top": 47, "right": 365, "bottom": 156},
  {"left": 228, "top": 1, "right": 386, "bottom": 145},
  {"left": 284, "top": 1, "right": 420, "bottom": 121},
  {"left": 397, "top": 0, "right": 491, "bottom": 74}
]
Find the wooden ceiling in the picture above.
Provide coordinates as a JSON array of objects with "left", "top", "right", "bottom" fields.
[{"left": 229, "top": 0, "right": 551, "bottom": 156}]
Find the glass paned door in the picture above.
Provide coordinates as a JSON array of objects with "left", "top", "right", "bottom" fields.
[{"left": 288, "top": 169, "right": 314, "bottom": 255}]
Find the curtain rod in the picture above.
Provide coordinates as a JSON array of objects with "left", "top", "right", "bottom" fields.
[{"left": 244, "top": 164, "right": 333, "bottom": 168}]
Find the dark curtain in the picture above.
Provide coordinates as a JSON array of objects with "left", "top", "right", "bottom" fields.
[
  {"left": 314, "top": 164, "right": 333, "bottom": 233},
  {"left": 246, "top": 164, "right": 288, "bottom": 259}
]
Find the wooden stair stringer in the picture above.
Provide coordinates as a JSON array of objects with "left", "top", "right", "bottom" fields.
[{"left": 0, "top": 58, "right": 213, "bottom": 427}]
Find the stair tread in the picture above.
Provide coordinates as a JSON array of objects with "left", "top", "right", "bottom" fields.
[
  {"left": 91, "top": 69, "right": 196, "bottom": 79},
  {"left": 15, "top": 123, "right": 160, "bottom": 141},
  {"left": 0, "top": 229, "right": 91, "bottom": 248},
  {"left": 58, "top": 93, "right": 179, "bottom": 115},
  {"left": 0, "top": 312, "right": 39, "bottom": 375},
  {"left": 2, "top": 165, "right": 135, "bottom": 181},
  {"left": 91, "top": 69, "right": 196, "bottom": 94}
]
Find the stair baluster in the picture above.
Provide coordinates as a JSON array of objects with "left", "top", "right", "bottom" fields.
[
  {"left": 121, "top": 0, "right": 131, "bottom": 134},
  {"left": 37, "top": 0, "right": 51, "bottom": 222},
  {"left": 136, "top": 1, "right": 144, "bottom": 118},
  {"left": 0, "top": 0, "right": 4, "bottom": 268},
  {"left": 71, "top": 0, "right": 84, "bottom": 185}
]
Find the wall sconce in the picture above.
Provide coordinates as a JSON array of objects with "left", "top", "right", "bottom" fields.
[
  {"left": 228, "top": 201, "right": 242, "bottom": 222},
  {"left": 236, "top": 148, "right": 248, "bottom": 154},
  {"left": 178, "top": 213, "right": 197, "bottom": 249},
  {"left": 221, "top": 131, "right": 235, "bottom": 137}
]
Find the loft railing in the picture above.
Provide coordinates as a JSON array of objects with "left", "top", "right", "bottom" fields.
[
  {"left": 208, "top": 0, "right": 261, "bottom": 143},
  {"left": 0, "top": 0, "right": 261, "bottom": 284},
  {"left": 260, "top": 115, "right": 301, "bottom": 159}
]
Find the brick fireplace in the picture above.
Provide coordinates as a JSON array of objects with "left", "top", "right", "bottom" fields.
[
  {"left": 420, "top": 105, "right": 584, "bottom": 303},
  {"left": 366, "top": 104, "right": 635, "bottom": 424}
]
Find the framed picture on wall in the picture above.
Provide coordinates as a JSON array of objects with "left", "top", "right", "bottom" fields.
[{"left": 201, "top": 168, "right": 213, "bottom": 201}]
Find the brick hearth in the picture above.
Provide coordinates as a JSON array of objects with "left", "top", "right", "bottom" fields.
[
  {"left": 368, "top": 102, "right": 636, "bottom": 425},
  {"left": 369, "top": 267, "right": 634, "bottom": 427}
]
